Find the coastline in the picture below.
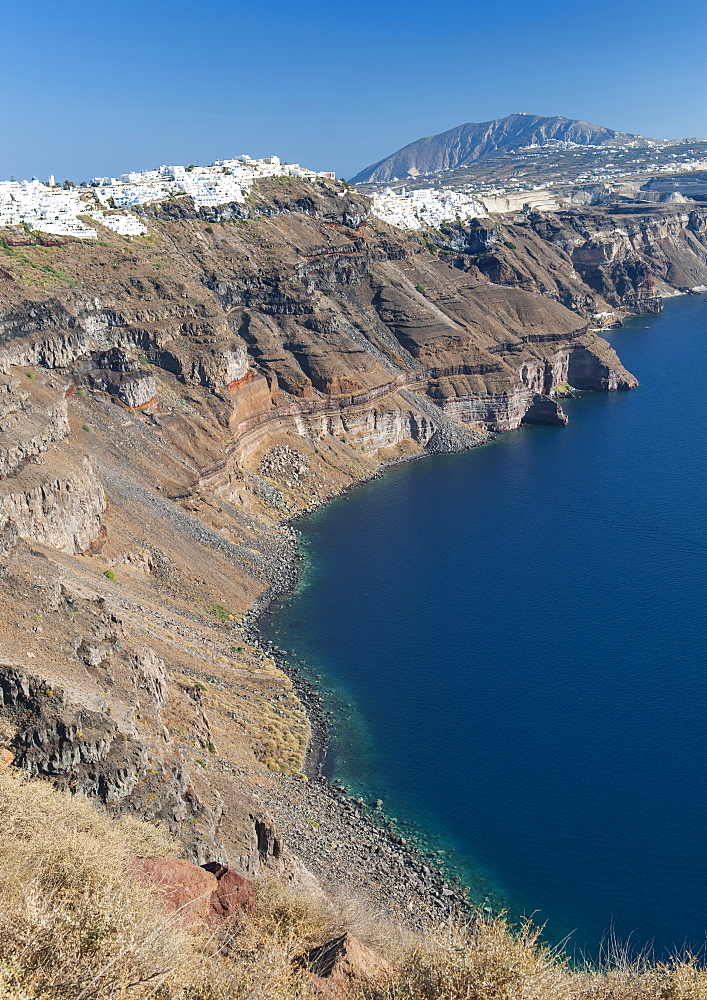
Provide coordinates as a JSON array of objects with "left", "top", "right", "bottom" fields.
[
  {"left": 245, "top": 293, "right": 707, "bottom": 953},
  {"left": 242, "top": 447, "right": 438, "bottom": 778},
  {"left": 241, "top": 440, "right": 507, "bottom": 923},
  {"left": 233, "top": 298, "right": 689, "bottom": 926},
  {"left": 238, "top": 420, "right": 547, "bottom": 929}
]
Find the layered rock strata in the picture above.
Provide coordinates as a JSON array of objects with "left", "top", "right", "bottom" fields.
[
  {"left": 432, "top": 206, "right": 707, "bottom": 318},
  {"left": 0, "top": 175, "right": 697, "bottom": 917}
]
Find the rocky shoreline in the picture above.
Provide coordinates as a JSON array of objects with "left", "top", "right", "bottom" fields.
[
  {"left": 241, "top": 446, "right": 498, "bottom": 925},
  {"left": 259, "top": 770, "right": 475, "bottom": 927},
  {"left": 242, "top": 449, "right": 437, "bottom": 778}
]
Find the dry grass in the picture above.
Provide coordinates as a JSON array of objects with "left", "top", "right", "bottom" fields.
[
  {"left": 353, "top": 917, "right": 707, "bottom": 1000},
  {"left": 0, "top": 768, "right": 185, "bottom": 1000},
  {"left": 1, "top": 767, "right": 707, "bottom": 1000}
]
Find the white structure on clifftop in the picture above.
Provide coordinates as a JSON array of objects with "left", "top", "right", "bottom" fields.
[
  {"left": 91, "top": 155, "right": 333, "bottom": 210},
  {"left": 371, "top": 187, "right": 487, "bottom": 229},
  {"left": 0, "top": 180, "right": 97, "bottom": 238},
  {"left": 0, "top": 155, "right": 336, "bottom": 239},
  {"left": 370, "top": 185, "right": 566, "bottom": 229}
]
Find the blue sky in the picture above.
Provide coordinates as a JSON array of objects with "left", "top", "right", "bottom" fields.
[{"left": 1, "top": 0, "right": 705, "bottom": 182}]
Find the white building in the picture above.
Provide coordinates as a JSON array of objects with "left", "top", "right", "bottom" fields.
[
  {"left": 0, "top": 179, "right": 97, "bottom": 238},
  {"left": 92, "top": 155, "right": 334, "bottom": 210},
  {"left": 85, "top": 210, "right": 148, "bottom": 236}
]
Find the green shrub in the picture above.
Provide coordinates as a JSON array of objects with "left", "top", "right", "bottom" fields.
[
  {"left": 208, "top": 601, "right": 232, "bottom": 621},
  {"left": 102, "top": 569, "right": 117, "bottom": 581}
]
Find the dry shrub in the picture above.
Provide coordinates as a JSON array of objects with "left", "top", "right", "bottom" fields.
[
  {"left": 0, "top": 772, "right": 328, "bottom": 1000},
  {"left": 2, "top": 768, "right": 707, "bottom": 1000},
  {"left": 158, "top": 878, "right": 332, "bottom": 1000},
  {"left": 0, "top": 768, "right": 186, "bottom": 1000},
  {"left": 353, "top": 914, "right": 577, "bottom": 1000},
  {"left": 352, "top": 914, "right": 707, "bottom": 1000}
]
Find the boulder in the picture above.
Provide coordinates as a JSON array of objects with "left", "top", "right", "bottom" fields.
[
  {"left": 201, "top": 861, "right": 256, "bottom": 920},
  {"left": 128, "top": 857, "right": 217, "bottom": 926},
  {"left": 303, "top": 932, "right": 393, "bottom": 983}
]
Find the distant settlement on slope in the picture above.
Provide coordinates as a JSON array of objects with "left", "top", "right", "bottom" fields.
[{"left": 0, "top": 155, "right": 337, "bottom": 240}]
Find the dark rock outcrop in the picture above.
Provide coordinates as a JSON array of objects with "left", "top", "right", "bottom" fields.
[{"left": 303, "top": 932, "right": 393, "bottom": 982}]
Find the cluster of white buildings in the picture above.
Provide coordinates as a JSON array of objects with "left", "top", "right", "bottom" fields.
[
  {"left": 566, "top": 141, "right": 707, "bottom": 186},
  {"left": 371, "top": 186, "right": 487, "bottom": 229},
  {"left": 370, "top": 184, "right": 563, "bottom": 228},
  {"left": 0, "top": 155, "right": 337, "bottom": 239},
  {"left": 0, "top": 179, "right": 97, "bottom": 238},
  {"left": 84, "top": 210, "right": 147, "bottom": 236},
  {"left": 91, "top": 155, "right": 335, "bottom": 210}
]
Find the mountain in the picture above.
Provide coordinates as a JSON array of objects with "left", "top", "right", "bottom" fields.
[{"left": 350, "top": 113, "right": 655, "bottom": 184}]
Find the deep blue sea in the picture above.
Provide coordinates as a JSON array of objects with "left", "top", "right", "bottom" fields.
[{"left": 261, "top": 295, "right": 707, "bottom": 959}]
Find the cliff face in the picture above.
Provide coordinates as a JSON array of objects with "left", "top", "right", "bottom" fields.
[
  {"left": 0, "top": 175, "right": 656, "bottom": 904},
  {"left": 434, "top": 206, "right": 707, "bottom": 317}
]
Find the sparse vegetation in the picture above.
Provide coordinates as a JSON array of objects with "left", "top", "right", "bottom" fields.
[
  {"left": 0, "top": 244, "right": 78, "bottom": 286},
  {"left": 208, "top": 601, "right": 233, "bottom": 621},
  {"left": 103, "top": 569, "right": 117, "bottom": 581}
]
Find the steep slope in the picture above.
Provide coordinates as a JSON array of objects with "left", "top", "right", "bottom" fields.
[
  {"left": 351, "top": 113, "right": 653, "bottom": 183},
  {"left": 0, "top": 176, "right": 647, "bottom": 918},
  {"left": 429, "top": 205, "right": 707, "bottom": 314}
]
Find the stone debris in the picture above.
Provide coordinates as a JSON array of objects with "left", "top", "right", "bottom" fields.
[
  {"left": 260, "top": 445, "right": 310, "bottom": 487},
  {"left": 303, "top": 931, "right": 393, "bottom": 984}
]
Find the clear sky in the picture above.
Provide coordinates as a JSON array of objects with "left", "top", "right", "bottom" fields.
[{"left": 2, "top": 0, "right": 706, "bottom": 183}]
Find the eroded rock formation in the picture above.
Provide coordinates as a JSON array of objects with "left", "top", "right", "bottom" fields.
[{"left": 0, "top": 175, "right": 700, "bottom": 915}]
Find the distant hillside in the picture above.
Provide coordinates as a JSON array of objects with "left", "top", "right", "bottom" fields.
[{"left": 351, "top": 113, "right": 654, "bottom": 184}]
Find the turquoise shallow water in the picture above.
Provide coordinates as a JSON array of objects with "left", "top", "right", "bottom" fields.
[{"left": 261, "top": 296, "right": 707, "bottom": 959}]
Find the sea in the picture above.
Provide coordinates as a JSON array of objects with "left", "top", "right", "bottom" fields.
[{"left": 260, "top": 294, "right": 707, "bottom": 960}]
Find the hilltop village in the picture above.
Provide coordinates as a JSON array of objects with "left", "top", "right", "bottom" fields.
[
  {"left": 0, "top": 155, "right": 337, "bottom": 239},
  {"left": 366, "top": 133, "right": 707, "bottom": 230}
]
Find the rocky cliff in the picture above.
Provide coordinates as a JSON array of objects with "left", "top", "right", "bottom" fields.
[
  {"left": 430, "top": 205, "right": 707, "bottom": 318},
  {"left": 0, "top": 174, "right": 686, "bottom": 915}
]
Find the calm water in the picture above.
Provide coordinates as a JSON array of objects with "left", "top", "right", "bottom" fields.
[{"left": 262, "top": 295, "right": 707, "bottom": 958}]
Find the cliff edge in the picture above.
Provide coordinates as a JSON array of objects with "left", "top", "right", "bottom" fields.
[{"left": 1, "top": 175, "right": 690, "bottom": 917}]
